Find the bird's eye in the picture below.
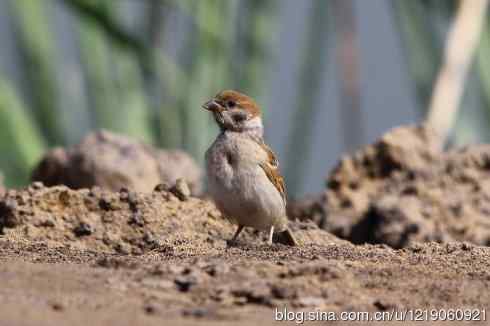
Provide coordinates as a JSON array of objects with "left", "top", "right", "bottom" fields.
[{"left": 226, "top": 100, "right": 236, "bottom": 108}]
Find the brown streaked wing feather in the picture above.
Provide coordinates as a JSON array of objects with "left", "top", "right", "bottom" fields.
[{"left": 255, "top": 140, "right": 287, "bottom": 204}]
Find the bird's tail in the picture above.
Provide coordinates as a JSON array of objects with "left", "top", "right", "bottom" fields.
[{"left": 274, "top": 228, "right": 298, "bottom": 246}]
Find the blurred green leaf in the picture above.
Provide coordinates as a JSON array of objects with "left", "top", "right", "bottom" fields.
[
  {"left": 64, "top": 0, "right": 150, "bottom": 66},
  {"left": 180, "top": 0, "right": 233, "bottom": 161},
  {"left": 0, "top": 79, "right": 46, "bottom": 187},
  {"left": 76, "top": 0, "right": 153, "bottom": 143},
  {"left": 234, "top": 0, "right": 277, "bottom": 102},
  {"left": 394, "top": 0, "right": 442, "bottom": 110},
  {"left": 112, "top": 48, "right": 154, "bottom": 143},
  {"left": 77, "top": 14, "right": 120, "bottom": 131},
  {"left": 10, "top": 0, "right": 63, "bottom": 145}
]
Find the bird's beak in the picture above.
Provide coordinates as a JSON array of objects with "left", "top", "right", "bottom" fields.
[{"left": 202, "top": 99, "right": 222, "bottom": 112}]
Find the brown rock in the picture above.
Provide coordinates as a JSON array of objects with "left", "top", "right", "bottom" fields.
[
  {"left": 31, "top": 130, "right": 202, "bottom": 195},
  {"left": 326, "top": 124, "right": 440, "bottom": 218},
  {"left": 289, "top": 124, "right": 490, "bottom": 248},
  {"left": 170, "top": 178, "right": 191, "bottom": 201}
]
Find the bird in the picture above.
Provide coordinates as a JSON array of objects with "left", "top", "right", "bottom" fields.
[{"left": 203, "top": 90, "right": 297, "bottom": 246}]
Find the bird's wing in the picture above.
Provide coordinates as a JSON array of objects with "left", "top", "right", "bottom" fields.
[{"left": 254, "top": 139, "right": 287, "bottom": 204}]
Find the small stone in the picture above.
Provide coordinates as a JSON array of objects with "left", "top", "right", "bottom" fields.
[
  {"left": 101, "top": 213, "right": 114, "bottom": 223},
  {"left": 39, "top": 218, "right": 55, "bottom": 227},
  {"left": 270, "top": 285, "right": 297, "bottom": 300},
  {"left": 461, "top": 242, "right": 473, "bottom": 251},
  {"left": 174, "top": 276, "right": 197, "bottom": 292},
  {"left": 204, "top": 263, "right": 229, "bottom": 277},
  {"left": 170, "top": 179, "right": 191, "bottom": 201},
  {"left": 15, "top": 194, "right": 28, "bottom": 206},
  {"left": 182, "top": 307, "right": 208, "bottom": 318},
  {"left": 231, "top": 288, "right": 273, "bottom": 306},
  {"left": 373, "top": 299, "right": 397, "bottom": 311},
  {"left": 144, "top": 304, "right": 157, "bottom": 315},
  {"left": 88, "top": 187, "right": 102, "bottom": 197},
  {"left": 131, "top": 246, "right": 144, "bottom": 255},
  {"left": 143, "top": 231, "right": 158, "bottom": 246},
  {"left": 59, "top": 190, "right": 70, "bottom": 206},
  {"left": 73, "top": 222, "right": 94, "bottom": 237},
  {"left": 127, "top": 192, "right": 138, "bottom": 211},
  {"left": 49, "top": 301, "right": 64, "bottom": 311},
  {"left": 128, "top": 212, "right": 145, "bottom": 227},
  {"left": 115, "top": 242, "right": 131, "bottom": 255},
  {"left": 119, "top": 187, "right": 129, "bottom": 201},
  {"left": 99, "top": 197, "right": 117, "bottom": 211},
  {"left": 0, "top": 199, "right": 19, "bottom": 228},
  {"left": 31, "top": 181, "right": 44, "bottom": 190},
  {"left": 153, "top": 183, "right": 170, "bottom": 192}
]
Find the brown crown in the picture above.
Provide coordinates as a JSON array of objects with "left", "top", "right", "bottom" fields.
[{"left": 214, "top": 90, "right": 261, "bottom": 118}]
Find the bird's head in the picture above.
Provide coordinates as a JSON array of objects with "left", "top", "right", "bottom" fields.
[{"left": 202, "top": 90, "right": 263, "bottom": 137}]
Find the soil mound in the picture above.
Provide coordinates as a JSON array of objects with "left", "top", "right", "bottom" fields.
[
  {"left": 0, "top": 183, "right": 342, "bottom": 255},
  {"left": 289, "top": 124, "right": 490, "bottom": 248},
  {"left": 31, "top": 130, "right": 202, "bottom": 195}
]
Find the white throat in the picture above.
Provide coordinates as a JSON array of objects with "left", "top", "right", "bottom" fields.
[{"left": 243, "top": 116, "right": 264, "bottom": 138}]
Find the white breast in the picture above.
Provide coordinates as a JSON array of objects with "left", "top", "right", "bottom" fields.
[{"left": 205, "top": 132, "right": 286, "bottom": 230}]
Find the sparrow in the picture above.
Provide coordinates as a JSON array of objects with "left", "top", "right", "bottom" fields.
[{"left": 203, "top": 90, "right": 297, "bottom": 246}]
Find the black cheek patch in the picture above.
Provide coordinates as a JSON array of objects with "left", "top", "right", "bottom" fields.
[{"left": 232, "top": 111, "right": 248, "bottom": 123}]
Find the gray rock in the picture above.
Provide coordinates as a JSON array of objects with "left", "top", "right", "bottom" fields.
[{"left": 31, "top": 130, "right": 202, "bottom": 195}]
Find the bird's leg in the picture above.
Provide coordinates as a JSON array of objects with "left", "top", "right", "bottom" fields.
[
  {"left": 227, "top": 225, "right": 244, "bottom": 246},
  {"left": 268, "top": 225, "right": 274, "bottom": 245}
]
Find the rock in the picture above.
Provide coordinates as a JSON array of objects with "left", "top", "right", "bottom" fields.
[
  {"left": 155, "top": 151, "right": 202, "bottom": 195},
  {"left": 49, "top": 301, "right": 65, "bottom": 311},
  {"left": 289, "top": 124, "right": 490, "bottom": 248},
  {"left": 174, "top": 275, "right": 198, "bottom": 292},
  {"left": 181, "top": 307, "right": 210, "bottom": 318},
  {"left": 153, "top": 183, "right": 170, "bottom": 192},
  {"left": 73, "top": 221, "right": 95, "bottom": 237},
  {"left": 326, "top": 124, "right": 440, "bottom": 218},
  {"left": 0, "top": 198, "right": 19, "bottom": 229},
  {"left": 31, "top": 130, "right": 202, "bottom": 195},
  {"left": 143, "top": 304, "right": 158, "bottom": 315},
  {"left": 170, "top": 178, "right": 191, "bottom": 201},
  {"left": 231, "top": 284, "right": 273, "bottom": 306}
]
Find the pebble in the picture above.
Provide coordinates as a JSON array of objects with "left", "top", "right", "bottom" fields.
[{"left": 170, "top": 179, "right": 191, "bottom": 201}]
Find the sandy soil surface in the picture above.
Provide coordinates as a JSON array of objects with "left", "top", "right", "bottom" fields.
[
  {"left": 1, "top": 183, "right": 489, "bottom": 325},
  {"left": 1, "top": 124, "right": 490, "bottom": 325}
]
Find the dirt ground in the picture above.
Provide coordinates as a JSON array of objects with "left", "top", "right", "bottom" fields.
[
  {"left": 0, "top": 184, "right": 489, "bottom": 325},
  {"left": 1, "top": 125, "right": 490, "bottom": 325}
]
